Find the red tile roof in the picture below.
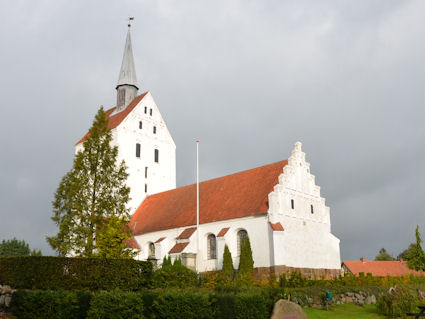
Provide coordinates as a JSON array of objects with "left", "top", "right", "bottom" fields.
[
  {"left": 169, "top": 242, "right": 189, "bottom": 254},
  {"left": 342, "top": 258, "right": 425, "bottom": 277},
  {"left": 177, "top": 227, "right": 197, "bottom": 239},
  {"left": 76, "top": 92, "right": 149, "bottom": 144},
  {"left": 131, "top": 160, "right": 288, "bottom": 235},
  {"left": 125, "top": 237, "right": 140, "bottom": 249},
  {"left": 155, "top": 237, "right": 166, "bottom": 243},
  {"left": 217, "top": 227, "right": 230, "bottom": 237},
  {"left": 269, "top": 222, "right": 284, "bottom": 231}
]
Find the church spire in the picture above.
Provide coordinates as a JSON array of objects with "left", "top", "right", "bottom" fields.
[{"left": 116, "top": 19, "right": 139, "bottom": 111}]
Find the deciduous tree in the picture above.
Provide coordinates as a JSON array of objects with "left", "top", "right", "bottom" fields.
[{"left": 374, "top": 248, "right": 394, "bottom": 261}]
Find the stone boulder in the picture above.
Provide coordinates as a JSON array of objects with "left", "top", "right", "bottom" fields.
[{"left": 270, "top": 299, "right": 307, "bottom": 319}]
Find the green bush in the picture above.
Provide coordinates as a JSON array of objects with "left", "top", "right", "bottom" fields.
[
  {"left": 234, "top": 291, "right": 268, "bottom": 319},
  {"left": 376, "top": 286, "right": 419, "bottom": 318},
  {"left": 212, "top": 289, "right": 268, "bottom": 319},
  {"left": 0, "top": 256, "right": 152, "bottom": 290},
  {"left": 87, "top": 290, "right": 144, "bottom": 319},
  {"left": 152, "top": 290, "right": 213, "bottom": 319},
  {"left": 10, "top": 290, "right": 85, "bottom": 319},
  {"left": 151, "top": 263, "right": 198, "bottom": 288}
]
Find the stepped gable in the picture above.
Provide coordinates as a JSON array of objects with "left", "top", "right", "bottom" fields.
[
  {"left": 130, "top": 159, "right": 288, "bottom": 235},
  {"left": 76, "top": 91, "right": 148, "bottom": 144}
]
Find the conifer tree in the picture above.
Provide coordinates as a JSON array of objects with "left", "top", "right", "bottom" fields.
[
  {"left": 0, "top": 238, "right": 30, "bottom": 256},
  {"left": 222, "top": 244, "right": 234, "bottom": 277},
  {"left": 47, "top": 107, "right": 131, "bottom": 257},
  {"left": 238, "top": 236, "right": 254, "bottom": 275},
  {"left": 407, "top": 225, "right": 425, "bottom": 271}
]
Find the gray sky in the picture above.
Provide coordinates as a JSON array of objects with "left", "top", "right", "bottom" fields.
[{"left": 1, "top": 0, "right": 424, "bottom": 260}]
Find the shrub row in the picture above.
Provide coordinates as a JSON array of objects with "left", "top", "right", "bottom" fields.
[
  {"left": 0, "top": 256, "right": 152, "bottom": 290},
  {"left": 10, "top": 289, "right": 269, "bottom": 319}
]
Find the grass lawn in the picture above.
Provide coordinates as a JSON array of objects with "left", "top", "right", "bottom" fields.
[{"left": 304, "top": 303, "right": 387, "bottom": 318}]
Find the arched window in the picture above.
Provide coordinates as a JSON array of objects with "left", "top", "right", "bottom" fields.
[
  {"left": 148, "top": 242, "right": 155, "bottom": 259},
  {"left": 207, "top": 234, "right": 217, "bottom": 260},
  {"left": 237, "top": 229, "right": 248, "bottom": 256}
]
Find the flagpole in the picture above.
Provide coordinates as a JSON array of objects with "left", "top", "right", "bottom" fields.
[{"left": 196, "top": 140, "right": 200, "bottom": 272}]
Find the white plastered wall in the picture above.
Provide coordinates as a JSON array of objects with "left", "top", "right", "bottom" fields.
[
  {"left": 268, "top": 142, "right": 341, "bottom": 269},
  {"left": 75, "top": 92, "right": 176, "bottom": 213}
]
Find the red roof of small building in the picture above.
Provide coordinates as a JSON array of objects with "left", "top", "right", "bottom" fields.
[
  {"left": 177, "top": 227, "right": 197, "bottom": 240},
  {"left": 125, "top": 237, "right": 140, "bottom": 249},
  {"left": 269, "top": 222, "right": 284, "bottom": 231},
  {"left": 217, "top": 227, "right": 230, "bottom": 237},
  {"left": 169, "top": 242, "right": 189, "bottom": 254},
  {"left": 130, "top": 160, "right": 288, "bottom": 235},
  {"left": 76, "top": 92, "right": 149, "bottom": 144},
  {"left": 342, "top": 258, "right": 425, "bottom": 277},
  {"left": 155, "top": 237, "right": 166, "bottom": 243}
]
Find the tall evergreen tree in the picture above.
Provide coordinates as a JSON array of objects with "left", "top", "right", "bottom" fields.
[
  {"left": 222, "top": 244, "right": 234, "bottom": 277},
  {"left": 238, "top": 236, "right": 254, "bottom": 275},
  {"left": 407, "top": 225, "right": 425, "bottom": 271},
  {"left": 47, "top": 107, "right": 131, "bottom": 257}
]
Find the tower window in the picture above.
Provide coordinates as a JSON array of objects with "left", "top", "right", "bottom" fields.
[
  {"left": 150, "top": 108, "right": 152, "bottom": 116},
  {"left": 154, "top": 149, "right": 159, "bottom": 163},
  {"left": 145, "top": 183, "right": 147, "bottom": 193},
  {"left": 311, "top": 205, "right": 314, "bottom": 214},
  {"left": 144, "top": 107, "right": 147, "bottom": 114},
  {"left": 291, "top": 199, "right": 294, "bottom": 210},
  {"left": 153, "top": 126, "right": 156, "bottom": 134},
  {"left": 136, "top": 143, "right": 141, "bottom": 158},
  {"left": 145, "top": 167, "right": 148, "bottom": 178},
  {"left": 148, "top": 242, "right": 155, "bottom": 258},
  {"left": 139, "top": 121, "right": 142, "bottom": 129}
]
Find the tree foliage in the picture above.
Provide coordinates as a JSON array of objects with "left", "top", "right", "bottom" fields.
[
  {"left": 47, "top": 107, "right": 131, "bottom": 257},
  {"left": 407, "top": 225, "right": 425, "bottom": 271},
  {"left": 238, "top": 236, "right": 254, "bottom": 276},
  {"left": 222, "top": 244, "right": 234, "bottom": 277},
  {"left": 0, "top": 238, "right": 30, "bottom": 256},
  {"left": 374, "top": 248, "right": 394, "bottom": 261},
  {"left": 398, "top": 243, "right": 415, "bottom": 261}
]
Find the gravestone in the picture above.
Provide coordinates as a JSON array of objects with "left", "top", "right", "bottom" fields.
[{"left": 270, "top": 299, "right": 307, "bottom": 319}]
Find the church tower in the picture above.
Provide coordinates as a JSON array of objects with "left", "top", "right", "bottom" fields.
[
  {"left": 76, "top": 23, "right": 176, "bottom": 213},
  {"left": 116, "top": 26, "right": 139, "bottom": 112}
]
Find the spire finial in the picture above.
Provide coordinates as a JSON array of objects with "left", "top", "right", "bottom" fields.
[{"left": 128, "top": 17, "right": 134, "bottom": 28}]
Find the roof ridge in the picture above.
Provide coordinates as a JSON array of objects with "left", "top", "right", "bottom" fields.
[{"left": 146, "top": 159, "right": 288, "bottom": 199}]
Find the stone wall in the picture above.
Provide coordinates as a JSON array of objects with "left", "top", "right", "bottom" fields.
[
  {"left": 0, "top": 284, "right": 14, "bottom": 317},
  {"left": 254, "top": 265, "right": 342, "bottom": 280}
]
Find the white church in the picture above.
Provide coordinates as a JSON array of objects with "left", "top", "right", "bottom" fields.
[{"left": 76, "top": 27, "right": 341, "bottom": 278}]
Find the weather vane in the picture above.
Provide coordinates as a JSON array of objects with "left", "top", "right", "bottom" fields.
[{"left": 128, "top": 17, "right": 134, "bottom": 28}]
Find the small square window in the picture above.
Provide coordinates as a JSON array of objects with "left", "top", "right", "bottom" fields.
[
  {"left": 291, "top": 199, "right": 294, "bottom": 210},
  {"left": 145, "top": 167, "right": 148, "bottom": 178},
  {"left": 145, "top": 184, "right": 147, "bottom": 193},
  {"left": 311, "top": 205, "right": 314, "bottom": 214},
  {"left": 150, "top": 108, "right": 152, "bottom": 116},
  {"left": 154, "top": 149, "right": 159, "bottom": 163},
  {"left": 139, "top": 121, "right": 142, "bottom": 129},
  {"left": 153, "top": 126, "right": 156, "bottom": 134},
  {"left": 144, "top": 107, "right": 147, "bottom": 114}
]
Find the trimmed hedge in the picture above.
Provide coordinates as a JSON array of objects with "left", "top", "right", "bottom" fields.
[
  {"left": 10, "top": 290, "right": 90, "bottom": 319},
  {"left": 87, "top": 290, "right": 145, "bottom": 319},
  {"left": 9, "top": 288, "right": 271, "bottom": 319},
  {"left": 152, "top": 290, "right": 213, "bottom": 319},
  {"left": 0, "top": 256, "right": 152, "bottom": 290}
]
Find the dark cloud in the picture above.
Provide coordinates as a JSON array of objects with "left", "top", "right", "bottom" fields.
[{"left": 1, "top": 0, "right": 424, "bottom": 260}]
